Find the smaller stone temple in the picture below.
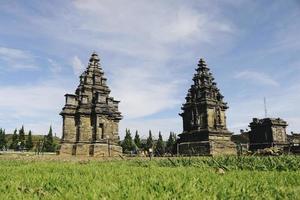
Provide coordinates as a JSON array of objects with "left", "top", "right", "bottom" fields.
[
  {"left": 289, "top": 132, "right": 300, "bottom": 154},
  {"left": 59, "top": 52, "right": 123, "bottom": 157},
  {"left": 248, "top": 118, "right": 288, "bottom": 151},
  {"left": 289, "top": 132, "right": 300, "bottom": 144},
  {"left": 177, "top": 58, "right": 236, "bottom": 155}
]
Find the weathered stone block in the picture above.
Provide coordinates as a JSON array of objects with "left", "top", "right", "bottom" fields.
[
  {"left": 59, "top": 143, "right": 75, "bottom": 156},
  {"left": 63, "top": 116, "right": 76, "bottom": 142},
  {"left": 178, "top": 141, "right": 210, "bottom": 155},
  {"left": 91, "top": 143, "right": 123, "bottom": 157},
  {"left": 93, "top": 144, "right": 109, "bottom": 157},
  {"left": 78, "top": 116, "right": 92, "bottom": 142},
  {"left": 210, "top": 140, "right": 236, "bottom": 156},
  {"left": 75, "top": 143, "right": 90, "bottom": 156},
  {"left": 110, "top": 145, "right": 123, "bottom": 156}
]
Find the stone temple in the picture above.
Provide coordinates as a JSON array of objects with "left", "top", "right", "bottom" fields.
[
  {"left": 59, "top": 52, "right": 122, "bottom": 157},
  {"left": 177, "top": 58, "right": 236, "bottom": 155},
  {"left": 249, "top": 118, "right": 288, "bottom": 151}
]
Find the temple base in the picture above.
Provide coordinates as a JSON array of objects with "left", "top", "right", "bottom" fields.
[
  {"left": 178, "top": 132, "right": 237, "bottom": 156},
  {"left": 59, "top": 142, "right": 123, "bottom": 157}
]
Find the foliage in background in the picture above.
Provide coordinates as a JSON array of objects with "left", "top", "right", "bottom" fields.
[
  {"left": 121, "top": 130, "right": 177, "bottom": 155},
  {"left": 133, "top": 130, "right": 141, "bottom": 149},
  {"left": 166, "top": 132, "right": 177, "bottom": 155},
  {"left": 44, "top": 126, "right": 56, "bottom": 152},
  {"left": 25, "top": 130, "right": 33, "bottom": 150},
  {"left": 10, "top": 129, "right": 18, "bottom": 150},
  {"left": 2, "top": 126, "right": 59, "bottom": 151},
  {"left": 18, "top": 126, "right": 25, "bottom": 149},
  {"left": 154, "top": 131, "right": 165, "bottom": 156},
  {"left": 0, "top": 128, "right": 7, "bottom": 149},
  {"left": 122, "top": 129, "right": 135, "bottom": 153},
  {"left": 146, "top": 130, "right": 154, "bottom": 150}
]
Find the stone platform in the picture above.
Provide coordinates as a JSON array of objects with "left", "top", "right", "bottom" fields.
[
  {"left": 59, "top": 143, "right": 122, "bottom": 157},
  {"left": 178, "top": 134, "right": 236, "bottom": 156}
]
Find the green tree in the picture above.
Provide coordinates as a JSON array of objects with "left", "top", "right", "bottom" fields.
[
  {"left": 140, "top": 140, "right": 147, "bottom": 151},
  {"left": 44, "top": 126, "right": 55, "bottom": 152},
  {"left": 10, "top": 129, "right": 18, "bottom": 150},
  {"left": 146, "top": 130, "right": 154, "bottom": 150},
  {"left": 166, "top": 132, "right": 177, "bottom": 155},
  {"left": 122, "top": 129, "right": 135, "bottom": 153},
  {"left": 35, "top": 139, "right": 42, "bottom": 154},
  {"left": 134, "top": 130, "right": 141, "bottom": 149},
  {"left": 155, "top": 131, "right": 165, "bottom": 156},
  {"left": 25, "top": 130, "right": 34, "bottom": 150},
  {"left": 0, "top": 128, "right": 7, "bottom": 149},
  {"left": 18, "top": 125, "right": 26, "bottom": 149}
]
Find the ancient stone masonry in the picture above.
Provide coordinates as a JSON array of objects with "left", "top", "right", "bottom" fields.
[
  {"left": 249, "top": 118, "right": 288, "bottom": 151},
  {"left": 289, "top": 132, "right": 300, "bottom": 144},
  {"left": 177, "top": 58, "right": 236, "bottom": 155},
  {"left": 59, "top": 52, "right": 122, "bottom": 156},
  {"left": 288, "top": 132, "right": 300, "bottom": 154}
]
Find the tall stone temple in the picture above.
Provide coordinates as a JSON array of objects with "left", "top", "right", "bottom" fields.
[
  {"left": 59, "top": 52, "right": 123, "bottom": 157},
  {"left": 178, "top": 58, "right": 236, "bottom": 155}
]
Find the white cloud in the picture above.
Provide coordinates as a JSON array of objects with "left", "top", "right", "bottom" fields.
[
  {"left": 72, "top": 0, "right": 234, "bottom": 46},
  {"left": 0, "top": 47, "right": 30, "bottom": 60},
  {"left": 72, "top": 56, "right": 85, "bottom": 75},
  {"left": 5, "top": 0, "right": 236, "bottom": 62},
  {"left": 110, "top": 62, "right": 183, "bottom": 119},
  {"left": 0, "top": 46, "right": 37, "bottom": 70},
  {"left": 116, "top": 80, "right": 180, "bottom": 119},
  {"left": 48, "top": 58, "right": 62, "bottom": 73},
  {"left": 269, "top": 7, "right": 300, "bottom": 53},
  {"left": 234, "top": 70, "right": 279, "bottom": 86},
  {"left": 0, "top": 79, "right": 73, "bottom": 135}
]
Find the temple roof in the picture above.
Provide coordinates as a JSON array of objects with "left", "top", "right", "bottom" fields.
[
  {"left": 89, "top": 52, "right": 100, "bottom": 63},
  {"left": 62, "top": 52, "right": 122, "bottom": 121},
  {"left": 196, "top": 58, "right": 209, "bottom": 71},
  {"left": 183, "top": 58, "right": 227, "bottom": 107},
  {"left": 76, "top": 52, "right": 109, "bottom": 94}
]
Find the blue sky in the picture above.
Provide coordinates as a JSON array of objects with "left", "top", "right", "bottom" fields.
[{"left": 0, "top": 0, "right": 300, "bottom": 139}]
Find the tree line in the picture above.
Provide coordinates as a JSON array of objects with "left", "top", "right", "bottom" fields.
[
  {"left": 121, "top": 129, "right": 177, "bottom": 156},
  {"left": 0, "top": 126, "right": 57, "bottom": 152}
]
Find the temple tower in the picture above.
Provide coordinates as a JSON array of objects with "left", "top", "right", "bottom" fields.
[
  {"left": 177, "top": 58, "right": 236, "bottom": 155},
  {"left": 59, "top": 52, "right": 122, "bottom": 157}
]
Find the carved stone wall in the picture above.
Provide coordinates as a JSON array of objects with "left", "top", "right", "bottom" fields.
[{"left": 62, "top": 116, "right": 76, "bottom": 142}]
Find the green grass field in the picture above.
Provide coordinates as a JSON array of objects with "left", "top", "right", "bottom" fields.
[{"left": 0, "top": 155, "right": 300, "bottom": 199}]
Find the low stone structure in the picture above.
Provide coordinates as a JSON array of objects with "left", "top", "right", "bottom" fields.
[
  {"left": 289, "top": 132, "right": 300, "bottom": 144},
  {"left": 59, "top": 52, "right": 122, "bottom": 157},
  {"left": 177, "top": 58, "right": 236, "bottom": 156},
  {"left": 286, "top": 132, "right": 300, "bottom": 154},
  {"left": 248, "top": 118, "right": 288, "bottom": 151}
]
